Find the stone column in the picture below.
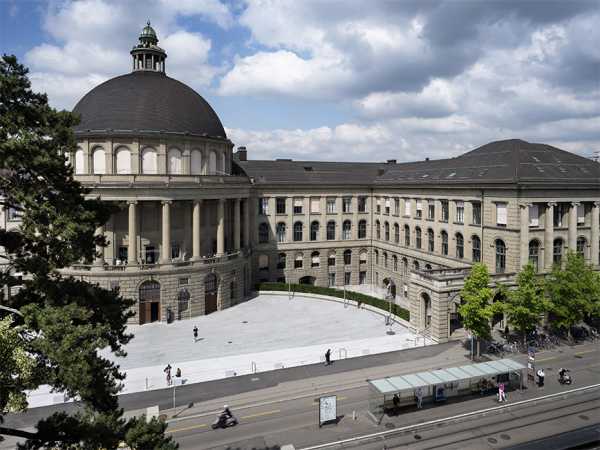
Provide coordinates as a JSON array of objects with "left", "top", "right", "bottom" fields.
[
  {"left": 568, "top": 202, "right": 579, "bottom": 251},
  {"left": 94, "top": 226, "right": 105, "bottom": 267},
  {"left": 234, "top": 198, "right": 241, "bottom": 251},
  {"left": 544, "top": 202, "right": 555, "bottom": 270},
  {"left": 217, "top": 198, "right": 225, "bottom": 255},
  {"left": 192, "top": 200, "right": 202, "bottom": 260},
  {"left": 127, "top": 201, "right": 138, "bottom": 266},
  {"left": 520, "top": 203, "right": 529, "bottom": 269},
  {"left": 161, "top": 200, "right": 171, "bottom": 264},
  {"left": 243, "top": 198, "right": 250, "bottom": 248},
  {"left": 591, "top": 202, "right": 599, "bottom": 266}
]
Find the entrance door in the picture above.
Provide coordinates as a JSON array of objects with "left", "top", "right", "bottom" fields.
[
  {"left": 139, "top": 280, "right": 161, "bottom": 324},
  {"left": 205, "top": 273, "right": 218, "bottom": 314}
]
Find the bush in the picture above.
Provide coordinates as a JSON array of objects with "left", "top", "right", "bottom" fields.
[{"left": 256, "top": 282, "right": 410, "bottom": 321}]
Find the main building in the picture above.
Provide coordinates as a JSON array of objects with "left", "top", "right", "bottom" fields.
[{"left": 5, "top": 24, "right": 598, "bottom": 342}]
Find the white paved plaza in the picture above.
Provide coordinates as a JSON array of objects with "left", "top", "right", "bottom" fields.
[{"left": 27, "top": 294, "right": 429, "bottom": 407}]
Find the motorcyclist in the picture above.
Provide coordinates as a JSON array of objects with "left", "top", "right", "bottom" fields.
[
  {"left": 558, "top": 368, "right": 570, "bottom": 382},
  {"left": 222, "top": 405, "right": 233, "bottom": 420}
]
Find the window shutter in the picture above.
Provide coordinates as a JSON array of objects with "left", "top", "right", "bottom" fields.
[
  {"left": 310, "top": 198, "right": 320, "bottom": 213},
  {"left": 416, "top": 199, "right": 423, "bottom": 211},
  {"left": 455, "top": 200, "right": 464, "bottom": 208},
  {"left": 385, "top": 198, "right": 390, "bottom": 208},
  {"left": 404, "top": 200, "right": 411, "bottom": 216},
  {"left": 529, "top": 204, "right": 539, "bottom": 227},
  {"left": 577, "top": 204, "right": 585, "bottom": 223},
  {"left": 497, "top": 203, "right": 507, "bottom": 225},
  {"left": 293, "top": 198, "right": 303, "bottom": 207}
]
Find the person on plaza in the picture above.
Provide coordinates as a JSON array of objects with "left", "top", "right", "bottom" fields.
[
  {"left": 222, "top": 405, "right": 233, "bottom": 419},
  {"left": 498, "top": 382, "right": 507, "bottom": 402},
  {"left": 537, "top": 368, "right": 545, "bottom": 387},
  {"left": 392, "top": 393, "right": 400, "bottom": 411},
  {"left": 175, "top": 367, "right": 181, "bottom": 378},
  {"left": 325, "top": 349, "right": 332, "bottom": 365},
  {"left": 164, "top": 363, "right": 172, "bottom": 386},
  {"left": 415, "top": 387, "right": 423, "bottom": 409},
  {"left": 193, "top": 325, "right": 198, "bottom": 342}
]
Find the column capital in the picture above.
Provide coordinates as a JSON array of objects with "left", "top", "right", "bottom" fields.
[
  {"left": 127, "top": 200, "right": 138, "bottom": 205},
  {"left": 547, "top": 201, "right": 557, "bottom": 207},
  {"left": 570, "top": 201, "right": 581, "bottom": 207},
  {"left": 594, "top": 201, "right": 600, "bottom": 207},
  {"left": 519, "top": 203, "right": 532, "bottom": 209},
  {"left": 161, "top": 199, "right": 173, "bottom": 205},
  {"left": 193, "top": 198, "right": 203, "bottom": 205}
]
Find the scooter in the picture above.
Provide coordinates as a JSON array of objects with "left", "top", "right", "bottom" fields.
[
  {"left": 558, "top": 369, "right": 572, "bottom": 385},
  {"left": 211, "top": 413, "right": 238, "bottom": 429}
]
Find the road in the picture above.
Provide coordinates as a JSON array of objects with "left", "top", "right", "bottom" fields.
[{"left": 165, "top": 344, "right": 600, "bottom": 449}]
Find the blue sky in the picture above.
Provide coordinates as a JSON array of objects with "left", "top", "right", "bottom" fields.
[{"left": 1, "top": 0, "right": 599, "bottom": 162}]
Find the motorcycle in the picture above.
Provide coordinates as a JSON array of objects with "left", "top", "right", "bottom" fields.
[
  {"left": 211, "top": 413, "right": 238, "bottom": 429},
  {"left": 558, "top": 368, "right": 572, "bottom": 385}
]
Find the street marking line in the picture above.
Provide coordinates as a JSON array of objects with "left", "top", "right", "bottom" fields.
[
  {"left": 166, "top": 423, "right": 207, "bottom": 434},
  {"left": 536, "top": 357, "right": 557, "bottom": 362},
  {"left": 241, "top": 408, "right": 281, "bottom": 419},
  {"left": 575, "top": 350, "right": 596, "bottom": 355}
]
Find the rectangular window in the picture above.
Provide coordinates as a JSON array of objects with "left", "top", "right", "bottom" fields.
[
  {"left": 384, "top": 198, "right": 390, "bottom": 215},
  {"left": 258, "top": 198, "right": 268, "bottom": 215},
  {"left": 394, "top": 198, "right": 400, "bottom": 215},
  {"left": 416, "top": 199, "right": 423, "bottom": 219},
  {"left": 472, "top": 202, "right": 481, "bottom": 225},
  {"left": 310, "top": 197, "right": 320, "bottom": 214},
  {"left": 441, "top": 200, "right": 449, "bottom": 222},
  {"left": 293, "top": 198, "right": 303, "bottom": 214},
  {"left": 496, "top": 203, "right": 508, "bottom": 226},
  {"left": 276, "top": 197, "right": 286, "bottom": 214},
  {"left": 328, "top": 272, "right": 336, "bottom": 287},
  {"left": 404, "top": 199, "right": 411, "bottom": 216},
  {"left": 358, "top": 196, "right": 367, "bottom": 213},
  {"left": 577, "top": 204, "right": 585, "bottom": 224},
  {"left": 326, "top": 198, "right": 336, "bottom": 214},
  {"left": 428, "top": 203, "right": 435, "bottom": 220},
  {"left": 344, "top": 272, "right": 351, "bottom": 285},
  {"left": 343, "top": 197, "right": 352, "bottom": 213},
  {"left": 359, "top": 271, "right": 367, "bottom": 285},
  {"left": 179, "top": 277, "right": 189, "bottom": 286},
  {"left": 529, "top": 204, "right": 539, "bottom": 227},
  {"left": 118, "top": 246, "right": 128, "bottom": 262},
  {"left": 455, "top": 201, "right": 464, "bottom": 224},
  {"left": 376, "top": 198, "right": 381, "bottom": 214}
]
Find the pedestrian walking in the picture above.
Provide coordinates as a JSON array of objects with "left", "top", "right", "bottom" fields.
[
  {"left": 325, "top": 349, "right": 331, "bottom": 366},
  {"left": 164, "top": 364, "right": 172, "bottom": 386},
  {"left": 415, "top": 387, "right": 423, "bottom": 409},
  {"left": 193, "top": 325, "right": 198, "bottom": 342},
  {"left": 498, "top": 382, "right": 507, "bottom": 402},
  {"left": 392, "top": 393, "right": 400, "bottom": 411},
  {"left": 537, "top": 368, "right": 545, "bottom": 387}
]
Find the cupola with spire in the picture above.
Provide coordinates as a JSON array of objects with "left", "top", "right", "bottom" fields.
[{"left": 130, "top": 21, "right": 167, "bottom": 73}]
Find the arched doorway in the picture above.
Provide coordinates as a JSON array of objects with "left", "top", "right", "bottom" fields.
[
  {"left": 421, "top": 292, "right": 432, "bottom": 330},
  {"left": 205, "top": 273, "right": 218, "bottom": 314},
  {"left": 177, "top": 288, "right": 190, "bottom": 320},
  {"left": 299, "top": 276, "right": 316, "bottom": 285},
  {"left": 139, "top": 280, "right": 161, "bottom": 324},
  {"left": 449, "top": 294, "right": 464, "bottom": 335}
]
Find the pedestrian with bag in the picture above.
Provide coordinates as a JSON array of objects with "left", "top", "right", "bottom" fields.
[
  {"left": 324, "top": 349, "right": 331, "bottom": 366},
  {"left": 193, "top": 325, "right": 198, "bottom": 342},
  {"left": 164, "top": 363, "right": 172, "bottom": 386}
]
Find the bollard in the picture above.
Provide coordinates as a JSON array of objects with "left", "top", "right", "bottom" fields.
[{"left": 352, "top": 410, "right": 357, "bottom": 420}]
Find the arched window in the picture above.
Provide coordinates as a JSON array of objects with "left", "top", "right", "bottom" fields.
[
  {"left": 413, "top": 260, "right": 420, "bottom": 271},
  {"left": 472, "top": 235, "right": 481, "bottom": 262},
  {"left": 74, "top": 148, "right": 85, "bottom": 174},
  {"left": 258, "top": 223, "right": 269, "bottom": 243},
  {"left": 428, "top": 228, "right": 434, "bottom": 252},
  {"left": 404, "top": 224, "right": 410, "bottom": 246},
  {"left": 384, "top": 222, "right": 390, "bottom": 241},
  {"left": 191, "top": 150, "right": 202, "bottom": 174},
  {"left": 425, "top": 264, "right": 432, "bottom": 270},
  {"left": 276, "top": 222, "right": 286, "bottom": 243},
  {"left": 374, "top": 249, "right": 379, "bottom": 265},
  {"left": 415, "top": 227, "right": 422, "bottom": 249},
  {"left": 310, "top": 221, "right": 319, "bottom": 241},
  {"left": 359, "top": 250, "right": 367, "bottom": 264},
  {"left": 394, "top": 223, "right": 400, "bottom": 243},
  {"left": 375, "top": 220, "right": 381, "bottom": 240},
  {"left": 208, "top": 150, "right": 217, "bottom": 174},
  {"left": 496, "top": 239, "right": 506, "bottom": 273},
  {"left": 358, "top": 220, "right": 367, "bottom": 239},
  {"left": 327, "top": 221, "right": 336, "bottom": 240},
  {"left": 294, "top": 253, "right": 303, "bottom": 268},
  {"left": 529, "top": 239, "right": 540, "bottom": 271},
  {"left": 293, "top": 221, "right": 303, "bottom": 241},
  {"left": 393, "top": 255, "right": 398, "bottom": 271},
  {"left": 168, "top": 148, "right": 182, "bottom": 174},
  {"left": 311, "top": 251, "right": 320, "bottom": 267},
  {"left": 328, "top": 251, "right": 336, "bottom": 266},
  {"left": 258, "top": 254, "right": 269, "bottom": 270},
  {"left": 92, "top": 147, "right": 105, "bottom": 174},
  {"left": 115, "top": 146, "right": 131, "bottom": 174},
  {"left": 344, "top": 249, "right": 352, "bottom": 265},
  {"left": 277, "top": 252, "right": 286, "bottom": 269},
  {"left": 383, "top": 252, "right": 388, "bottom": 268},
  {"left": 441, "top": 231, "right": 448, "bottom": 255},
  {"left": 141, "top": 147, "right": 157, "bottom": 174},
  {"left": 402, "top": 257, "right": 408, "bottom": 276},
  {"left": 576, "top": 237, "right": 586, "bottom": 258},
  {"left": 553, "top": 238, "right": 563, "bottom": 265},
  {"left": 343, "top": 220, "right": 352, "bottom": 240},
  {"left": 456, "top": 233, "right": 464, "bottom": 259}
]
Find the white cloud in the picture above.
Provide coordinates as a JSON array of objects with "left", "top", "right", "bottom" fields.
[{"left": 161, "top": 0, "right": 234, "bottom": 28}]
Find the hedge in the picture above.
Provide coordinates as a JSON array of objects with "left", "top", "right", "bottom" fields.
[{"left": 256, "top": 282, "right": 410, "bottom": 322}]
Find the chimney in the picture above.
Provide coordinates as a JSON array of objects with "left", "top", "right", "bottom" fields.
[
  {"left": 236, "top": 146, "right": 247, "bottom": 161},
  {"left": 387, "top": 159, "right": 396, "bottom": 164}
]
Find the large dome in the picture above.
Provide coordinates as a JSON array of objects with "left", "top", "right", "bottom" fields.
[{"left": 72, "top": 71, "right": 226, "bottom": 139}]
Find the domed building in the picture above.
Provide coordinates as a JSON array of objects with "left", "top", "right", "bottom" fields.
[{"left": 52, "top": 23, "right": 599, "bottom": 341}]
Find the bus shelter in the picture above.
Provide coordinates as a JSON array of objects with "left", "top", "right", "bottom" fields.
[{"left": 367, "top": 358, "right": 526, "bottom": 422}]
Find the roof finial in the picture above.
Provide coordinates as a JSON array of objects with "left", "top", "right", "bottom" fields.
[{"left": 147, "top": 20, "right": 151, "bottom": 26}]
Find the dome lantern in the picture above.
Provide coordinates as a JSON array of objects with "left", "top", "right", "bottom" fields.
[{"left": 130, "top": 21, "right": 167, "bottom": 73}]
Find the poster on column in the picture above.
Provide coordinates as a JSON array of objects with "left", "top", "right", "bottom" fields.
[{"left": 319, "top": 395, "right": 337, "bottom": 426}]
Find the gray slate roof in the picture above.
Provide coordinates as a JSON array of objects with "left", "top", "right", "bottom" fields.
[
  {"left": 72, "top": 71, "right": 226, "bottom": 139},
  {"left": 239, "top": 140, "right": 600, "bottom": 188}
]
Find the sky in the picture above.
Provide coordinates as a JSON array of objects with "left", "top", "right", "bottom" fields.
[{"left": 1, "top": 0, "right": 599, "bottom": 162}]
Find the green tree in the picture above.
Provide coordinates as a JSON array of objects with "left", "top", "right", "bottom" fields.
[
  {"left": 458, "top": 263, "right": 494, "bottom": 358},
  {"left": 504, "top": 263, "right": 547, "bottom": 346},
  {"left": 0, "top": 55, "right": 176, "bottom": 448},
  {"left": 545, "top": 251, "right": 600, "bottom": 339}
]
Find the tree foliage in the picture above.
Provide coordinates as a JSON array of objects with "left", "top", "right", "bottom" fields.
[
  {"left": 0, "top": 55, "right": 176, "bottom": 448},
  {"left": 545, "top": 251, "right": 600, "bottom": 336}
]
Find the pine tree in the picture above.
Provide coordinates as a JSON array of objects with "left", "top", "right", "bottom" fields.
[{"left": 0, "top": 55, "right": 177, "bottom": 448}]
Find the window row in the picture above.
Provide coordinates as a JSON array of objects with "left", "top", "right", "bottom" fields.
[
  {"left": 72, "top": 146, "right": 227, "bottom": 175},
  {"left": 373, "top": 250, "right": 433, "bottom": 275},
  {"left": 258, "top": 220, "right": 368, "bottom": 243},
  {"left": 259, "top": 196, "right": 369, "bottom": 215},
  {"left": 375, "top": 198, "right": 481, "bottom": 225},
  {"left": 258, "top": 249, "right": 369, "bottom": 270}
]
